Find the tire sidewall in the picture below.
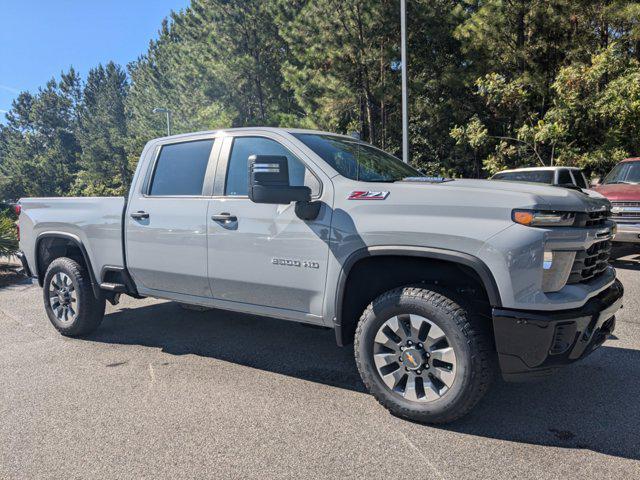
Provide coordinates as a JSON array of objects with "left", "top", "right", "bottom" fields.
[{"left": 356, "top": 288, "right": 475, "bottom": 419}]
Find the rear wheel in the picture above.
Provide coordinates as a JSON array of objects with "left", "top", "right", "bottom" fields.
[
  {"left": 354, "top": 286, "right": 495, "bottom": 424},
  {"left": 43, "top": 257, "right": 105, "bottom": 337}
]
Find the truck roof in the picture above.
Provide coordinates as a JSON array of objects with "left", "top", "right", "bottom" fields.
[
  {"left": 620, "top": 157, "right": 640, "bottom": 163},
  {"left": 496, "top": 166, "right": 582, "bottom": 173},
  {"left": 150, "top": 127, "right": 357, "bottom": 142}
]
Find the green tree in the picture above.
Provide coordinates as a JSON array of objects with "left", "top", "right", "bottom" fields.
[
  {"left": 125, "top": 0, "right": 296, "bottom": 170},
  {"left": 0, "top": 69, "right": 81, "bottom": 199},
  {"left": 451, "top": 115, "right": 488, "bottom": 177},
  {"left": 3, "top": 0, "right": 640, "bottom": 197},
  {"left": 452, "top": 0, "right": 640, "bottom": 175},
  {"left": 546, "top": 44, "right": 640, "bottom": 176},
  {"left": 278, "top": 0, "right": 401, "bottom": 149},
  {"left": 74, "top": 62, "right": 130, "bottom": 195}
]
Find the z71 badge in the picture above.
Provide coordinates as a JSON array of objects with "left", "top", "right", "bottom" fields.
[{"left": 348, "top": 191, "right": 390, "bottom": 200}]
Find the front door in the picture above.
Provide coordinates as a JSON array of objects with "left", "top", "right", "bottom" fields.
[
  {"left": 207, "top": 133, "right": 332, "bottom": 318},
  {"left": 126, "top": 138, "right": 218, "bottom": 298}
]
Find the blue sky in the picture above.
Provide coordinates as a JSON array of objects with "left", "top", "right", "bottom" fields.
[{"left": 0, "top": 0, "right": 190, "bottom": 120}]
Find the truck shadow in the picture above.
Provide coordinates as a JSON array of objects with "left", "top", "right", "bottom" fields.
[
  {"left": 611, "top": 244, "right": 640, "bottom": 270},
  {"left": 446, "top": 341, "right": 640, "bottom": 460},
  {"left": 93, "top": 301, "right": 366, "bottom": 392},
  {"left": 89, "top": 301, "right": 640, "bottom": 461}
]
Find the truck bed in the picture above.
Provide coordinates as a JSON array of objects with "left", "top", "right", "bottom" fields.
[{"left": 18, "top": 197, "right": 126, "bottom": 281}]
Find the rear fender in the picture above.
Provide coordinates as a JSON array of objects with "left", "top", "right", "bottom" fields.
[{"left": 35, "top": 232, "right": 101, "bottom": 298}]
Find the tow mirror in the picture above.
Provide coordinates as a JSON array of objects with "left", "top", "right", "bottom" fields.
[{"left": 248, "top": 155, "right": 311, "bottom": 205}]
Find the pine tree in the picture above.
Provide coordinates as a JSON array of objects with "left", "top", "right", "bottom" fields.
[
  {"left": 0, "top": 69, "right": 81, "bottom": 198},
  {"left": 75, "top": 62, "right": 130, "bottom": 195}
]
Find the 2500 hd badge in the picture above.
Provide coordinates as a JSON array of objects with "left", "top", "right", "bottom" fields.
[{"left": 271, "top": 258, "right": 320, "bottom": 269}]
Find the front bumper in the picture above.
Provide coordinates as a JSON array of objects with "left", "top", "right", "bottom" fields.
[
  {"left": 493, "top": 279, "right": 623, "bottom": 381},
  {"left": 612, "top": 223, "right": 640, "bottom": 243}
]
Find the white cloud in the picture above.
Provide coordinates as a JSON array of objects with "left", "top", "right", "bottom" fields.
[{"left": 0, "top": 84, "right": 20, "bottom": 94}]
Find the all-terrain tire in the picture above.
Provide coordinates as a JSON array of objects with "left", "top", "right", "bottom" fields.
[
  {"left": 43, "top": 257, "right": 105, "bottom": 337},
  {"left": 354, "top": 286, "right": 496, "bottom": 424}
]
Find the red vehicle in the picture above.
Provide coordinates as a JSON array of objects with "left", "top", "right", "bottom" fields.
[{"left": 593, "top": 158, "right": 640, "bottom": 244}]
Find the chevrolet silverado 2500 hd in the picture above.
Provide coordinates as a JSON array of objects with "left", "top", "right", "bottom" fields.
[{"left": 16, "top": 128, "right": 623, "bottom": 423}]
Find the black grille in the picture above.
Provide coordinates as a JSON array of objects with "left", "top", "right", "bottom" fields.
[
  {"left": 568, "top": 240, "right": 612, "bottom": 284},
  {"left": 574, "top": 209, "right": 610, "bottom": 227}
]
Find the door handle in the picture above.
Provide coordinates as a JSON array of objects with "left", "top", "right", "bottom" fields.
[
  {"left": 211, "top": 213, "right": 237, "bottom": 223},
  {"left": 130, "top": 211, "right": 150, "bottom": 220}
]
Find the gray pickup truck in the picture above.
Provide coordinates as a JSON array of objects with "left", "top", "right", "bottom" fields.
[{"left": 16, "top": 128, "right": 623, "bottom": 423}]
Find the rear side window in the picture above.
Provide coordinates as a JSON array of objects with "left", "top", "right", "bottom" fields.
[
  {"left": 557, "top": 169, "right": 573, "bottom": 185},
  {"left": 149, "top": 140, "right": 214, "bottom": 196},
  {"left": 573, "top": 171, "right": 588, "bottom": 189}
]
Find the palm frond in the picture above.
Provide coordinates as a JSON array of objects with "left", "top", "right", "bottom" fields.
[{"left": 0, "top": 217, "right": 18, "bottom": 257}]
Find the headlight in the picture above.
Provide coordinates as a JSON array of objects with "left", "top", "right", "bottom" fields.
[
  {"left": 512, "top": 209, "right": 576, "bottom": 227},
  {"left": 542, "top": 250, "right": 576, "bottom": 292}
]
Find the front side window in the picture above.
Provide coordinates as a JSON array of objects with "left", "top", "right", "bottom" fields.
[
  {"left": 293, "top": 133, "right": 421, "bottom": 182},
  {"left": 225, "top": 137, "right": 319, "bottom": 196},
  {"left": 149, "top": 140, "right": 214, "bottom": 196}
]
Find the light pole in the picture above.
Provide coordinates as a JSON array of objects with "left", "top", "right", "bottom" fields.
[
  {"left": 400, "top": 0, "right": 409, "bottom": 163},
  {"left": 152, "top": 107, "right": 172, "bottom": 137}
]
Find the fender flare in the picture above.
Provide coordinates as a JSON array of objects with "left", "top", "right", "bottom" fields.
[
  {"left": 35, "top": 232, "right": 101, "bottom": 298},
  {"left": 333, "top": 245, "right": 502, "bottom": 346}
]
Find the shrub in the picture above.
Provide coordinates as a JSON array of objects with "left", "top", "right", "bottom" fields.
[{"left": 0, "top": 212, "right": 18, "bottom": 258}]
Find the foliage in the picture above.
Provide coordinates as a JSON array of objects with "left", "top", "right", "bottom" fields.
[
  {"left": 0, "top": 211, "right": 18, "bottom": 257},
  {"left": 1, "top": 0, "right": 639, "bottom": 198},
  {"left": 451, "top": 115, "right": 488, "bottom": 177},
  {"left": 547, "top": 44, "right": 640, "bottom": 175},
  {"left": 451, "top": 0, "right": 640, "bottom": 177},
  {"left": 73, "top": 62, "right": 130, "bottom": 196},
  {"left": 0, "top": 70, "right": 81, "bottom": 199}
]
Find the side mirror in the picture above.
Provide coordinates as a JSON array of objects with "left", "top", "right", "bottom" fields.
[
  {"left": 591, "top": 176, "right": 602, "bottom": 187},
  {"left": 248, "top": 155, "right": 311, "bottom": 204}
]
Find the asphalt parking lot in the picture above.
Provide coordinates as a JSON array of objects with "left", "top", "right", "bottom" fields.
[{"left": 1, "top": 246, "right": 639, "bottom": 479}]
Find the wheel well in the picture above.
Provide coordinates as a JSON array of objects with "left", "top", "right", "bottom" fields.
[
  {"left": 338, "top": 256, "right": 492, "bottom": 346},
  {"left": 36, "top": 236, "right": 92, "bottom": 287}
]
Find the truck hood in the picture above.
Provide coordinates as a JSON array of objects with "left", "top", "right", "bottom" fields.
[
  {"left": 390, "top": 178, "right": 610, "bottom": 213},
  {"left": 592, "top": 183, "right": 640, "bottom": 202}
]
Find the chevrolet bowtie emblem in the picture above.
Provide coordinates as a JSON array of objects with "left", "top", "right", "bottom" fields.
[{"left": 406, "top": 352, "right": 417, "bottom": 366}]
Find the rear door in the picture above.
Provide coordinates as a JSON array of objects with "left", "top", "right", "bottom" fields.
[
  {"left": 126, "top": 136, "right": 220, "bottom": 298},
  {"left": 206, "top": 132, "right": 333, "bottom": 319}
]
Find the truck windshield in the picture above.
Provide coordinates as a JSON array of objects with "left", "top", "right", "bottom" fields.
[
  {"left": 603, "top": 161, "right": 640, "bottom": 185},
  {"left": 293, "top": 133, "right": 422, "bottom": 182}
]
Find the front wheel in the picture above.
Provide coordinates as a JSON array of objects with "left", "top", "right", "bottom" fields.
[
  {"left": 354, "top": 286, "right": 496, "bottom": 424},
  {"left": 43, "top": 257, "right": 105, "bottom": 337}
]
